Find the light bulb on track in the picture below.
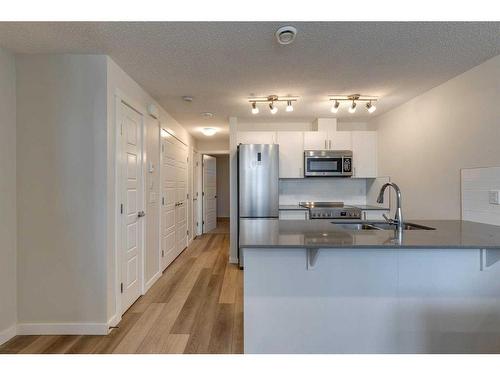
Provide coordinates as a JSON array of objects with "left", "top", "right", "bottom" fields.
[
  {"left": 251, "top": 102, "right": 259, "bottom": 114},
  {"left": 269, "top": 102, "right": 278, "bottom": 114},
  {"left": 286, "top": 100, "right": 294, "bottom": 112},
  {"left": 366, "top": 101, "right": 376, "bottom": 113},
  {"left": 348, "top": 100, "right": 357, "bottom": 114},
  {"left": 331, "top": 100, "right": 340, "bottom": 113}
]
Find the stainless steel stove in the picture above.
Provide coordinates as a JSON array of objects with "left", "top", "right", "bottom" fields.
[{"left": 299, "top": 201, "right": 362, "bottom": 220}]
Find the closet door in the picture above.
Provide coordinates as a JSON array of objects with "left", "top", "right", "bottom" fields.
[
  {"left": 175, "top": 142, "right": 188, "bottom": 256},
  {"left": 160, "top": 134, "right": 177, "bottom": 270}
]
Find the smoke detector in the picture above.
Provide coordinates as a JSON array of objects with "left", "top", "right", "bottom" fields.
[
  {"left": 201, "top": 112, "right": 214, "bottom": 118},
  {"left": 275, "top": 26, "right": 297, "bottom": 45},
  {"left": 182, "top": 96, "right": 193, "bottom": 102}
]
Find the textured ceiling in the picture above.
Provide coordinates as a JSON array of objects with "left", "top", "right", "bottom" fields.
[{"left": 0, "top": 22, "right": 499, "bottom": 141}]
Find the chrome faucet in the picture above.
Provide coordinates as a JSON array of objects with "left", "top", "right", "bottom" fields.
[{"left": 377, "top": 182, "right": 403, "bottom": 233}]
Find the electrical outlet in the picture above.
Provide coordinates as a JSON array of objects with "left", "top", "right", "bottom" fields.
[{"left": 488, "top": 190, "right": 500, "bottom": 205}]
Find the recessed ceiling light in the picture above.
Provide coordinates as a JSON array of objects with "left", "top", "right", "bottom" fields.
[
  {"left": 201, "top": 112, "right": 214, "bottom": 118},
  {"left": 275, "top": 26, "right": 297, "bottom": 45},
  {"left": 182, "top": 96, "right": 193, "bottom": 102},
  {"left": 201, "top": 128, "right": 217, "bottom": 136}
]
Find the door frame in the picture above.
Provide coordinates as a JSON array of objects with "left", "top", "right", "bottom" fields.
[
  {"left": 114, "top": 91, "right": 147, "bottom": 319},
  {"left": 201, "top": 154, "right": 216, "bottom": 233}
]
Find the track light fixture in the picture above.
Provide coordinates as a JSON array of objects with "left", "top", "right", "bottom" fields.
[
  {"left": 249, "top": 95, "right": 298, "bottom": 115},
  {"left": 329, "top": 94, "right": 378, "bottom": 114},
  {"left": 330, "top": 100, "right": 340, "bottom": 113}
]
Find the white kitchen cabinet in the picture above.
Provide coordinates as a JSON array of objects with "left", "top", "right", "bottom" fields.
[
  {"left": 304, "top": 130, "right": 352, "bottom": 151},
  {"left": 237, "top": 131, "right": 276, "bottom": 145},
  {"left": 330, "top": 131, "right": 352, "bottom": 150},
  {"left": 276, "top": 131, "right": 304, "bottom": 178},
  {"left": 303, "top": 131, "right": 328, "bottom": 150},
  {"left": 279, "top": 210, "right": 309, "bottom": 220},
  {"left": 351, "top": 131, "right": 377, "bottom": 178}
]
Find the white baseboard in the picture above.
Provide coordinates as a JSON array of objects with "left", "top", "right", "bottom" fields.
[
  {"left": 0, "top": 325, "right": 17, "bottom": 346},
  {"left": 17, "top": 322, "right": 109, "bottom": 336},
  {"left": 229, "top": 256, "right": 239, "bottom": 264},
  {"left": 107, "top": 314, "right": 121, "bottom": 328},
  {"left": 145, "top": 270, "right": 162, "bottom": 292}
]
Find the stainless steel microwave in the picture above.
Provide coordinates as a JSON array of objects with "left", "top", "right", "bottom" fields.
[{"left": 304, "top": 150, "right": 353, "bottom": 177}]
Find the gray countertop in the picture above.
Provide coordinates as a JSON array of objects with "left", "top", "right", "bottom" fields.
[{"left": 239, "top": 218, "right": 500, "bottom": 249}]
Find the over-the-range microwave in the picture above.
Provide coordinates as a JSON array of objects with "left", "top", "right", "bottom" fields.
[{"left": 304, "top": 150, "right": 353, "bottom": 177}]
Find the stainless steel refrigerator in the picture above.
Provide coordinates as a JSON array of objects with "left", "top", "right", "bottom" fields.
[{"left": 238, "top": 144, "right": 279, "bottom": 219}]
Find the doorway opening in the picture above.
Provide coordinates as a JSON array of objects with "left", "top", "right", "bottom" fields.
[{"left": 202, "top": 153, "right": 230, "bottom": 234}]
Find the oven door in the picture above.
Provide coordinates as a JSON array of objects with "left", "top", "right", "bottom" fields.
[{"left": 305, "top": 156, "right": 344, "bottom": 176}]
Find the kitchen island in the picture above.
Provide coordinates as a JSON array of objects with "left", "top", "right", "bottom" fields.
[{"left": 240, "top": 218, "right": 500, "bottom": 353}]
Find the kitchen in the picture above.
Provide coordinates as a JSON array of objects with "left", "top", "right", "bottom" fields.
[{"left": 1, "top": 19, "right": 500, "bottom": 363}]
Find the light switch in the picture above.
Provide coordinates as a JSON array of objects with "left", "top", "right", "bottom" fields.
[{"left": 488, "top": 190, "right": 500, "bottom": 205}]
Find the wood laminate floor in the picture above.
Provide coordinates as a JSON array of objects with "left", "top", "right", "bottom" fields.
[{"left": 0, "top": 222, "right": 243, "bottom": 354}]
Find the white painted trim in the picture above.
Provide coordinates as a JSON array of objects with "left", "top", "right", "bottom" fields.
[
  {"left": 108, "top": 314, "right": 121, "bottom": 328},
  {"left": 17, "top": 323, "right": 109, "bottom": 336},
  {"left": 0, "top": 325, "right": 17, "bottom": 346},
  {"left": 229, "top": 256, "right": 239, "bottom": 264},
  {"left": 145, "top": 270, "right": 162, "bottom": 292}
]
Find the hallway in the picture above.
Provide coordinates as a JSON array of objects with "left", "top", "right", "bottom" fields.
[{"left": 0, "top": 223, "right": 243, "bottom": 354}]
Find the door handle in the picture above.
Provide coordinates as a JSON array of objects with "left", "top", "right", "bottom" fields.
[{"left": 138, "top": 211, "right": 146, "bottom": 218}]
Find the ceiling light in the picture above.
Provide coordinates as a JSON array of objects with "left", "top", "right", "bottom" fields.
[
  {"left": 269, "top": 102, "right": 278, "bottom": 114},
  {"left": 201, "top": 112, "right": 214, "bottom": 118},
  {"left": 330, "top": 100, "right": 340, "bottom": 113},
  {"left": 182, "top": 96, "right": 193, "bottom": 102},
  {"left": 348, "top": 101, "right": 357, "bottom": 114},
  {"left": 366, "top": 101, "right": 377, "bottom": 113},
  {"left": 201, "top": 128, "right": 217, "bottom": 136},
  {"left": 286, "top": 100, "right": 294, "bottom": 112},
  {"left": 275, "top": 26, "right": 297, "bottom": 45},
  {"left": 251, "top": 102, "right": 259, "bottom": 114}
]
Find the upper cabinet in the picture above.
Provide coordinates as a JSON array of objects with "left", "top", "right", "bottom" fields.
[
  {"left": 303, "top": 131, "right": 328, "bottom": 150},
  {"left": 351, "top": 131, "right": 377, "bottom": 178},
  {"left": 276, "top": 131, "right": 304, "bottom": 178},
  {"left": 237, "top": 131, "right": 276, "bottom": 145}
]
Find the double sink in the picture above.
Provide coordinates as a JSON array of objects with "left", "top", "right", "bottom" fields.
[{"left": 331, "top": 221, "right": 435, "bottom": 231}]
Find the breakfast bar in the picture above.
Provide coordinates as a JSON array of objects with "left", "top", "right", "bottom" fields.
[{"left": 240, "top": 218, "right": 500, "bottom": 353}]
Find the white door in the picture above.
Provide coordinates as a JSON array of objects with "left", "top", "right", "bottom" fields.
[
  {"left": 193, "top": 150, "right": 201, "bottom": 236},
  {"left": 160, "top": 133, "right": 177, "bottom": 270},
  {"left": 276, "top": 131, "right": 304, "bottom": 178},
  {"left": 175, "top": 142, "right": 188, "bottom": 255},
  {"left": 203, "top": 155, "right": 217, "bottom": 233},
  {"left": 119, "top": 102, "right": 144, "bottom": 314},
  {"left": 237, "top": 131, "right": 276, "bottom": 145},
  {"left": 303, "top": 131, "right": 328, "bottom": 150}
]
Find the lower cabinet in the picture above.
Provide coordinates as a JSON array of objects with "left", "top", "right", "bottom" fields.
[{"left": 279, "top": 210, "right": 309, "bottom": 220}]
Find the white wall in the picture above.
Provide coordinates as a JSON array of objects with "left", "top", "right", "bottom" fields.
[
  {"left": 215, "top": 155, "right": 230, "bottom": 218},
  {"left": 16, "top": 55, "right": 108, "bottom": 328},
  {"left": 370, "top": 55, "right": 500, "bottom": 220},
  {"left": 197, "top": 138, "right": 229, "bottom": 153},
  {"left": 0, "top": 47, "right": 17, "bottom": 343},
  {"left": 279, "top": 179, "right": 367, "bottom": 206},
  {"left": 462, "top": 167, "right": 500, "bottom": 225},
  {"left": 106, "top": 57, "right": 196, "bottom": 322}
]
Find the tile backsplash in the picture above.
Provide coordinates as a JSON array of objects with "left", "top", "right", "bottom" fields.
[
  {"left": 279, "top": 178, "right": 367, "bottom": 205},
  {"left": 461, "top": 167, "right": 500, "bottom": 225}
]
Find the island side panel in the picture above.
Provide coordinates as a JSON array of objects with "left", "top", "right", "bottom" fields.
[
  {"left": 243, "top": 247, "right": 500, "bottom": 354},
  {"left": 243, "top": 247, "right": 399, "bottom": 354}
]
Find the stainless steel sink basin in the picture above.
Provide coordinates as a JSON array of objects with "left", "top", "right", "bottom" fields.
[{"left": 331, "top": 221, "right": 435, "bottom": 231}]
